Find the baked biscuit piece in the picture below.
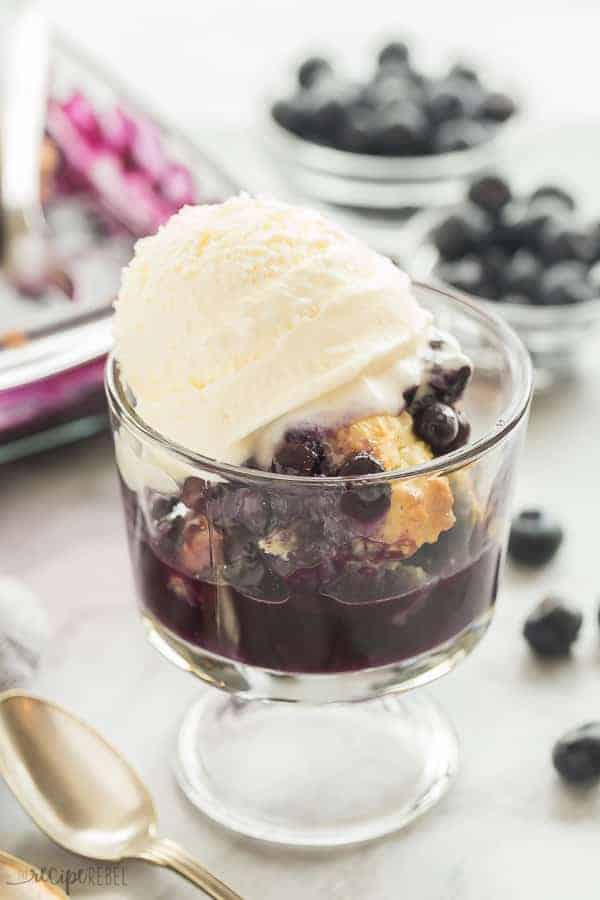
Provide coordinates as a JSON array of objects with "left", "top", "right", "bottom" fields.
[{"left": 327, "top": 412, "right": 456, "bottom": 557}]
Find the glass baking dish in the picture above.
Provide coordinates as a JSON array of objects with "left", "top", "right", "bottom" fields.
[{"left": 0, "top": 34, "right": 238, "bottom": 464}]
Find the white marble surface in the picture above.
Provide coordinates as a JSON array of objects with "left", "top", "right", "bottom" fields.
[{"left": 2, "top": 2, "right": 600, "bottom": 897}]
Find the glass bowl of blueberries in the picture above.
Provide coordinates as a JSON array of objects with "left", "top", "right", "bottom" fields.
[
  {"left": 268, "top": 39, "right": 520, "bottom": 210},
  {"left": 404, "top": 174, "right": 600, "bottom": 388}
]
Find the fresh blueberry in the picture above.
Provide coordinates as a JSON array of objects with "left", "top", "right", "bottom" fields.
[
  {"left": 434, "top": 119, "right": 490, "bottom": 153},
  {"left": 509, "top": 509, "right": 564, "bottom": 565},
  {"left": 339, "top": 453, "right": 391, "bottom": 522},
  {"left": 337, "top": 104, "right": 375, "bottom": 152},
  {"left": 431, "top": 207, "right": 491, "bottom": 261},
  {"left": 413, "top": 402, "right": 459, "bottom": 454},
  {"left": 273, "top": 431, "right": 323, "bottom": 476},
  {"left": 297, "top": 56, "right": 333, "bottom": 89},
  {"left": 481, "top": 246, "right": 510, "bottom": 294},
  {"left": 539, "top": 261, "right": 594, "bottom": 306},
  {"left": 436, "top": 256, "right": 486, "bottom": 296},
  {"left": 378, "top": 41, "right": 410, "bottom": 66},
  {"left": 553, "top": 723, "right": 600, "bottom": 783},
  {"left": 539, "top": 224, "right": 595, "bottom": 265},
  {"left": 363, "top": 70, "right": 425, "bottom": 109},
  {"left": 497, "top": 200, "right": 551, "bottom": 253},
  {"left": 504, "top": 249, "right": 541, "bottom": 300},
  {"left": 468, "top": 175, "right": 512, "bottom": 216},
  {"left": 523, "top": 596, "right": 582, "bottom": 657},
  {"left": 272, "top": 93, "right": 314, "bottom": 138},
  {"left": 370, "top": 100, "right": 430, "bottom": 155},
  {"left": 530, "top": 184, "right": 576, "bottom": 212},
  {"left": 426, "top": 87, "right": 465, "bottom": 124},
  {"left": 477, "top": 92, "right": 516, "bottom": 123}
]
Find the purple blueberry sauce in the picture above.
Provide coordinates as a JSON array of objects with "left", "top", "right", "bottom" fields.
[{"left": 121, "top": 468, "right": 500, "bottom": 675}]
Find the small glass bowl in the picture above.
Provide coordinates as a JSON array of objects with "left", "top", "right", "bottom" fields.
[
  {"left": 265, "top": 58, "right": 522, "bottom": 211},
  {"left": 107, "top": 284, "right": 531, "bottom": 846},
  {"left": 401, "top": 208, "right": 600, "bottom": 389}
]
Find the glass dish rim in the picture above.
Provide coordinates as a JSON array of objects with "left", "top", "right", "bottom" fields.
[{"left": 105, "top": 282, "right": 532, "bottom": 487}]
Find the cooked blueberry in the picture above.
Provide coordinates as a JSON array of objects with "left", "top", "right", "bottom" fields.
[
  {"left": 428, "top": 364, "right": 472, "bottom": 404},
  {"left": 434, "top": 119, "right": 490, "bottom": 153},
  {"left": 181, "top": 476, "right": 208, "bottom": 512},
  {"left": 273, "top": 432, "right": 323, "bottom": 475},
  {"left": 208, "top": 487, "right": 270, "bottom": 536},
  {"left": 477, "top": 92, "right": 516, "bottom": 122},
  {"left": 297, "top": 56, "right": 333, "bottom": 89},
  {"left": 338, "top": 453, "right": 384, "bottom": 478},
  {"left": 370, "top": 101, "right": 429, "bottom": 155},
  {"left": 339, "top": 454, "right": 391, "bottom": 522},
  {"left": 224, "top": 554, "right": 267, "bottom": 593},
  {"left": 413, "top": 402, "right": 459, "bottom": 454},
  {"left": 509, "top": 509, "right": 563, "bottom": 565},
  {"left": 553, "top": 723, "right": 600, "bottom": 783},
  {"left": 504, "top": 249, "right": 541, "bottom": 299},
  {"left": 540, "top": 261, "right": 594, "bottom": 306},
  {"left": 524, "top": 596, "right": 582, "bottom": 657},
  {"left": 431, "top": 208, "right": 490, "bottom": 261},
  {"left": 436, "top": 256, "right": 486, "bottom": 295},
  {"left": 378, "top": 41, "right": 410, "bottom": 66},
  {"left": 444, "top": 410, "right": 471, "bottom": 452},
  {"left": 468, "top": 175, "right": 512, "bottom": 215},
  {"left": 530, "top": 184, "right": 576, "bottom": 212}
]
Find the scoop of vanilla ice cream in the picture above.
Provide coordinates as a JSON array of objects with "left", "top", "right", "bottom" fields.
[{"left": 114, "top": 195, "right": 432, "bottom": 462}]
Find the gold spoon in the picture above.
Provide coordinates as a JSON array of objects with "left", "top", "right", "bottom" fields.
[
  {"left": 0, "top": 850, "right": 67, "bottom": 898},
  {"left": 0, "top": 691, "right": 243, "bottom": 900}
]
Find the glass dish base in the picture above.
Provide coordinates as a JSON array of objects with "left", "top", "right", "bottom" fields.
[{"left": 174, "top": 690, "right": 459, "bottom": 847}]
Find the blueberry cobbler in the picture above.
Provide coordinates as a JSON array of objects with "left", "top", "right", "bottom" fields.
[{"left": 113, "top": 197, "right": 501, "bottom": 675}]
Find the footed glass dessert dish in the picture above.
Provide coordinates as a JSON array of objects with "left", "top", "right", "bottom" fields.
[{"left": 107, "top": 285, "right": 531, "bottom": 846}]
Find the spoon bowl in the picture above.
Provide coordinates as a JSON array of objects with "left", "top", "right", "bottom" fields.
[{"left": 0, "top": 691, "right": 243, "bottom": 900}]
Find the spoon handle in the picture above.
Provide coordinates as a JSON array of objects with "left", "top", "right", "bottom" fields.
[{"left": 140, "top": 838, "right": 244, "bottom": 900}]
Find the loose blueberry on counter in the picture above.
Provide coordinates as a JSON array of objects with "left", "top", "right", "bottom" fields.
[
  {"left": 553, "top": 723, "right": 600, "bottom": 783},
  {"left": 339, "top": 453, "right": 391, "bottom": 522},
  {"left": 468, "top": 175, "right": 512, "bottom": 216},
  {"left": 413, "top": 402, "right": 459, "bottom": 455},
  {"left": 523, "top": 596, "right": 582, "bottom": 657},
  {"left": 508, "top": 509, "right": 563, "bottom": 565}
]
